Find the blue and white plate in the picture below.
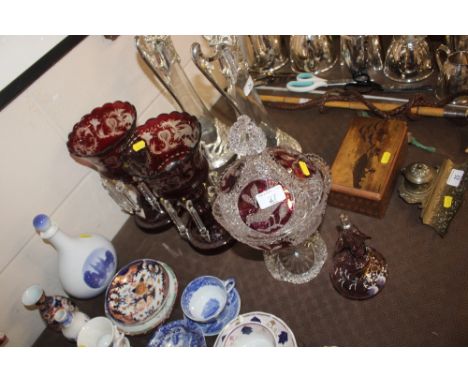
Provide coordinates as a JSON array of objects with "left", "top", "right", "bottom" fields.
[
  {"left": 147, "top": 319, "right": 206, "bottom": 347},
  {"left": 184, "top": 288, "right": 241, "bottom": 337}
]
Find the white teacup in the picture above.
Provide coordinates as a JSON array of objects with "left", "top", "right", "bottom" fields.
[
  {"left": 181, "top": 276, "right": 235, "bottom": 323},
  {"left": 77, "top": 317, "right": 129, "bottom": 347},
  {"left": 224, "top": 322, "right": 277, "bottom": 347}
]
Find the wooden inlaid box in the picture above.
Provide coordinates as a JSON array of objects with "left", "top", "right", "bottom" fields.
[{"left": 329, "top": 117, "right": 408, "bottom": 218}]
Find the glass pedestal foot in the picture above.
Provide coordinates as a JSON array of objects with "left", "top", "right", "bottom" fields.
[{"left": 263, "top": 231, "right": 328, "bottom": 284}]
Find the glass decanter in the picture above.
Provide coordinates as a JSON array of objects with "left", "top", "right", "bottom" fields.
[
  {"left": 123, "top": 111, "right": 234, "bottom": 252},
  {"left": 67, "top": 101, "right": 171, "bottom": 231},
  {"left": 330, "top": 214, "right": 388, "bottom": 300},
  {"left": 135, "top": 35, "right": 234, "bottom": 171},
  {"left": 212, "top": 115, "right": 330, "bottom": 283},
  {"left": 191, "top": 35, "right": 302, "bottom": 153}
]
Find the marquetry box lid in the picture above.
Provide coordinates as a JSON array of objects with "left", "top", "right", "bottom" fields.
[{"left": 329, "top": 117, "right": 408, "bottom": 218}]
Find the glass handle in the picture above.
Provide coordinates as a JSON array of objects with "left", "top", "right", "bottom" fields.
[
  {"left": 160, "top": 198, "right": 189, "bottom": 240},
  {"left": 184, "top": 200, "right": 211, "bottom": 243},
  {"left": 436, "top": 44, "right": 451, "bottom": 72},
  {"left": 218, "top": 47, "right": 239, "bottom": 87},
  {"left": 135, "top": 35, "right": 184, "bottom": 111},
  {"left": 114, "top": 181, "right": 141, "bottom": 212},
  {"left": 101, "top": 177, "right": 139, "bottom": 214},
  {"left": 136, "top": 182, "right": 165, "bottom": 214},
  {"left": 305, "top": 153, "right": 331, "bottom": 208},
  {"left": 191, "top": 42, "right": 242, "bottom": 115},
  {"left": 135, "top": 36, "right": 178, "bottom": 82}
]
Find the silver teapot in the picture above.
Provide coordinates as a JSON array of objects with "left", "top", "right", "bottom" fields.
[
  {"left": 340, "top": 35, "right": 383, "bottom": 75},
  {"left": 245, "top": 35, "right": 289, "bottom": 76},
  {"left": 384, "top": 35, "right": 434, "bottom": 83},
  {"left": 289, "top": 35, "right": 337, "bottom": 74}
]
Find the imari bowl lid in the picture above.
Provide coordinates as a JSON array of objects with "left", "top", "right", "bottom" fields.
[{"left": 105, "top": 259, "right": 170, "bottom": 326}]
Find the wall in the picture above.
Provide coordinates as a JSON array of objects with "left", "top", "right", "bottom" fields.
[{"left": 0, "top": 35, "right": 220, "bottom": 346}]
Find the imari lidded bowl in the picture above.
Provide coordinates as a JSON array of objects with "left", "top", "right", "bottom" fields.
[
  {"left": 212, "top": 115, "right": 331, "bottom": 284},
  {"left": 105, "top": 259, "right": 170, "bottom": 326},
  {"left": 213, "top": 116, "right": 331, "bottom": 252}
]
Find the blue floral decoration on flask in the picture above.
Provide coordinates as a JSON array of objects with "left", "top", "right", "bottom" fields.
[{"left": 83, "top": 248, "right": 116, "bottom": 289}]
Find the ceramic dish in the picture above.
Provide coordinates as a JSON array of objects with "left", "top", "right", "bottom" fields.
[
  {"left": 184, "top": 287, "right": 241, "bottom": 337},
  {"left": 147, "top": 319, "right": 206, "bottom": 347},
  {"left": 214, "top": 311, "right": 297, "bottom": 347},
  {"left": 223, "top": 322, "right": 277, "bottom": 347},
  {"left": 105, "top": 259, "right": 170, "bottom": 326},
  {"left": 106, "top": 261, "right": 178, "bottom": 336},
  {"left": 181, "top": 276, "right": 235, "bottom": 323}
]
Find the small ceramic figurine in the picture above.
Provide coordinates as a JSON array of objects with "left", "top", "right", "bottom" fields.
[
  {"left": 33, "top": 214, "right": 117, "bottom": 299},
  {"left": 330, "top": 214, "right": 388, "bottom": 300},
  {"left": 54, "top": 309, "right": 90, "bottom": 342},
  {"left": 22, "top": 285, "right": 77, "bottom": 331}
]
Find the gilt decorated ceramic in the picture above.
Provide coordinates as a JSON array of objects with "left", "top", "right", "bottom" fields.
[
  {"left": 214, "top": 311, "right": 297, "bottom": 347},
  {"left": 107, "top": 261, "right": 178, "bottom": 336},
  {"left": 105, "top": 259, "right": 170, "bottom": 326},
  {"left": 147, "top": 319, "right": 206, "bottom": 347},
  {"left": 184, "top": 287, "right": 241, "bottom": 337}
]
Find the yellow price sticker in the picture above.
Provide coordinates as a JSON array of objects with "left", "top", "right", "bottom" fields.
[
  {"left": 380, "top": 151, "right": 392, "bottom": 164},
  {"left": 132, "top": 140, "right": 146, "bottom": 152},
  {"left": 443, "top": 195, "right": 453, "bottom": 208},
  {"left": 79, "top": 234, "right": 91, "bottom": 238},
  {"left": 298, "top": 160, "right": 310, "bottom": 177}
]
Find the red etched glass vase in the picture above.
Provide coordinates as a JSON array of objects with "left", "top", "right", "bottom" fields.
[
  {"left": 67, "top": 101, "right": 171, "bottom": 231},
  {"left": 124, "top": 111, "right": 234, "bottom": 252}
]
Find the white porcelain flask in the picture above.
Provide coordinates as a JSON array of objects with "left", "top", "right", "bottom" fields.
[
  {"left": 54, "top": 309, "right": 90, "bottom": 342},
  {"left": 33, "top": 214, "right": 118, "bottom": 299}
]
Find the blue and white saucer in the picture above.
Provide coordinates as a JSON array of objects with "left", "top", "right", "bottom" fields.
[
  {"left": 147, "top": 319, "right": 206, "bottom": 347},
  {"left": 184, "top": 288, "right": 241, "bottom": 337}
]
